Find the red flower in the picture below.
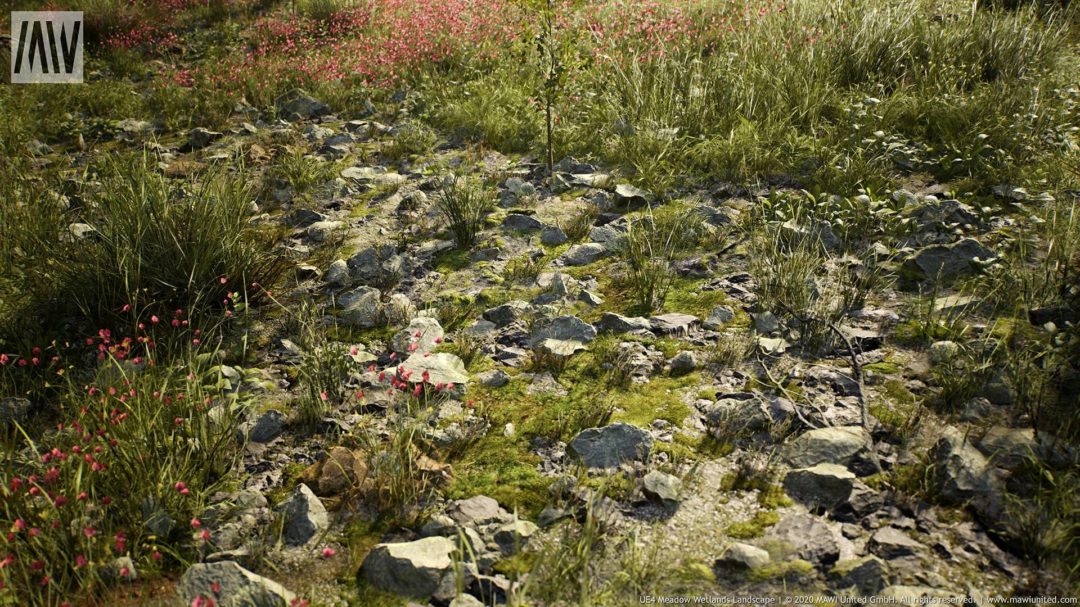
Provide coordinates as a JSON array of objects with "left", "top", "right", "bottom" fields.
[{"left": 74, "top": 555, "right": 88, "bottom": 569}]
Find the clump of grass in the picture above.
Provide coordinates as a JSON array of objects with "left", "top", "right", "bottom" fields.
[
  {"left": 384, "top": 121, "right": 438, "bottom": 161},
  {"left": 619, "top": 208, "right": 703, "bottom": 313},
  {"left": 502, "top": 254, "right": 544, "bottom": 284},
  {"left": 62, "top": 153, "right": 284, "bottom": 332},
  {"left": 707, "top": 330, "right": 754, "bottom": 368},
  {"left": 434, "top": 175, "right": 495, "bottom": 249},
  {"left": 0, "top": 333, "right": 243, "bottom": 604},
  {"left": 561, "top": 202, "right": 601, "bottom": 243},
  {"left": 268, "top": 146, "right": 336, "bottom": 194},
  {"left": 293, "top": 301, "right": 355, "bottom": 428}
]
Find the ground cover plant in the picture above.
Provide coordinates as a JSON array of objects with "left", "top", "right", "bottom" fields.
[{"left": 0, "top": 0, "right": 1079, "bottom": 604}]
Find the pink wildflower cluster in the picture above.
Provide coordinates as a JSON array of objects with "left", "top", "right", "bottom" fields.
[
  {"left": 212, "top": 0, "right": 523, "bottom": 97},
  {"left": 580, "top": 0, "right": 788, "bottom": 61}
]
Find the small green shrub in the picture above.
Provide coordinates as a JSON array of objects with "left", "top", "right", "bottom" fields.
[
  {"left": 619, "top": 208, "right": 702, "bottom": 313},
  {"left": 435, "top": 176, "right": 495, "bottom": 249}
]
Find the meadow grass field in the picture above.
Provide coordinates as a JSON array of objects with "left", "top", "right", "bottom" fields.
[{"left": 0, "top": 0, "right": 1079, "bottom": 605}]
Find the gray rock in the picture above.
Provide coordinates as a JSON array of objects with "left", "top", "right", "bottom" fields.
[
  {"left": 360, "top": 536, "right": 459, "bottom": 601},
  {"left": 614, "top": 183, "right": 652, "bottom": 207},
  {"left": 0, "top": 397, "right": 31, "bottom": 429},
  {"left": 669, "top": 351, "right": 697, "bottom": 377},
  {"left": 187, "top": 127, "right": 223, "bottom": 150},
  {"left": 142, "top": 498, "right": 175, "bottom": 539},
  {"left": 705, "top": 395, "right": 793, "bottom": 435},
  {"left": 568, "top": 423, "right": 652, "bottom": 468},
  {"left": 752, "top": 311, "right": 781, "bottom": 335},
  {"left": 716, "top": 542, "right": 770, "bottom": 570},
  {"left": 451, "top": 595, "right": 485, "bottom": 607},
  {"left": 765, "top": 513, "right": 840, "bottom": 566},
  {"left": 304, "top": 220, "right": 344, "bottom": 242},
  {"left": 649, "top": 313, "right": 698, "bottom": 335},
  {"left": 781, "top": 219, "right": 841, "bottom": 251},
  {"left": 276, "top": 89, "right": 329, "bottom": 120},
  {"left": 477, "top": 369, "right": 510, "bottom": 388},
  {"left": 502, "top": 214, "right": 544, "bottom": 232},
  {"left": 277, "top": 484, "right": 328, "bottom": 547},
  {"left": 642, "top": 470, "right": 682, "bottom": 504},
  {"left": 530, "top": 315, "right": 597, "bottom": 357},
  {"left": 880, "top": 585, "right": 956, "bottom": 600},
  {"left": 325, "top": 259, "right": 350, "bottom": 286},
  {"left": 346, "top": 245, "right": 403, "bottom": 287},
  {"left": 178, "top": 561, "right": 295, "bottom": 607},
  {"left": 783, "top": 463, "right": 855, "bottom": 511},
  {"left": 493, "top": 520, "right": 539, "bottom": 555},
  {"left": 483, "top": 300, "right": 532, "bottom": 328},
  {"left": 977, "top": 425, "right": 1075, "bottom": 470},
  {"left": 597, "top": 312, "right": 652, "bottom": 334},
  {"left": 397, "top": 353, "right": 470, "bottom": 389},
  {"left": 338, "top": 286, "right": 383, "bottom": 328},
  {"left": 930, "top": 427, "right": 1004, "bottom": 524},
  {"left": 928, "top": 340, "right": 960, "bottom": 364},
  {"left": 868, "top": 527, "right": 924, "bottom": 559},
  {"left": 831, "top": 556, "right": 889, "bottom": 594},
  {"left": 391, "top": 317, "right": 444, "bottom": 356},
  {"left": 703, "top": 306, "right": 735, "bottom": 330},
  {"left": 578, "top": 289, "right": 604, "bottom": 306},
  {"left": 902, "top": 238, "right": 996, "bottom": 285},
  {"left": 67, "top": 223, "right": 97, "bottom": 240},
  {"left": 783, "top": 426, "right": 880, "bottom": 476},
  {"left": 448, "top": 495, "right": 510, "bottom": 526},
  {"left": 246, "top": 409, "right": 286, "bottom": 443},
  {"left": 385, "top": 293, "right": 416, "bottom": 326},
  {"left": 540, "top": 226, "right": 568, "bottom": 246},
  {"left": 560, "top": 243, "right": 609, "bottom": 266}
]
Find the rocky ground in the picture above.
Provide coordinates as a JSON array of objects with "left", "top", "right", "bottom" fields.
[{"left": 8, "top": 87, "right": 1061, "bottom": 606}]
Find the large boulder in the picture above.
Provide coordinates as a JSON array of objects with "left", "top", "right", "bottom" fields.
[
  {"left": 530, "top": 315, "right": 596, "bottom": 357},
  {"left": 783, "top": 426, "right": 880, "bottom": 476},
  {"left": 178, "top": 561, "right": 295, "bottom": 607},
  {"left": 360, "top": 536, "right": 460, "bottom": 601},
  {"left": 277, "top": 484, "right": 328, "bottom": 547},
  {"left": 568, "top": 423, "right": 652, "bottom": 468}
]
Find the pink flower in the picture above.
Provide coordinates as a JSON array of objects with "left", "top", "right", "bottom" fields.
[
  {"left": 200, "top": 529, "right": 211, "bottom": 542},
  {"left": 74, "top": 555, "right": 88, "bottom": 569},
  {"left": 151, "top": 315, "right": 160, "bottom": 324},
  {"left": 322, "top": 547, "right": 336, "bottom": 558},
  {"left": 121, "top": 304, "right": 131, "bottom": 313},
  {"left": 83, "top": 527, "right": 97, "bottom": 538},
  {"left": 191, "top": 518, "right": 201, "bottom": 528},
  {"left": 412, "top": 384, "right": 423, "bottom": 398},
  {"left": 319, "top": 391, "right": 329, "bottom": 402},
  {"left": 219, "top": 276, "right": 228, "bottom": 284}
]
